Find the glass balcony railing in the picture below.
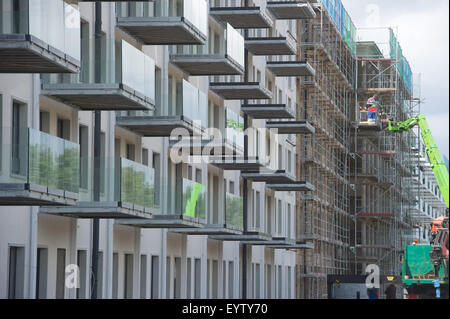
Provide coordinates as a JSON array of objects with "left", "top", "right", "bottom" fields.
[
  {"left": 0, "top": 127, "right": 80, "bottom": 194},
  {"left": 119, "top": 158, "right": 155, "bottom": 209},
  {"left": 116, "top": 0, "right": 208, "bottom": 39},
  {"left": 165, "top": 178, "right": 206, "bottom": 220},
  {"left": 78, "top": 157, "right": 157, "bottom": 210},
  {"left": 225, "top": 108, "right": 244, "bottom": 151},
  {"left": 225, "top": 192, "right": 243, "bottom": 229},
  {"left": 169, "top": 23, "right": 245, "bottom": 70},
  {"left": 0, "top": 0, "right": 80, "bottom": 61},
  {"left": 42, "top": 39, "right": 155, "bottom": 103}
]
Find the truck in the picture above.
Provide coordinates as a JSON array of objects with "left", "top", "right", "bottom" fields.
[{"left": 389, "top": 114, "right": 449, "bottom": 299}]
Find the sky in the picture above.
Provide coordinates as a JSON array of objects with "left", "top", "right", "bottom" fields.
[{"left": 341, "top": 0, "right": 449, "bottom": 158}]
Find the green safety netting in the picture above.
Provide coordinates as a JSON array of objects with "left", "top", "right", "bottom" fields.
[
  {"left": 320, "top": 0, "right": 357, "bottom": 56},
  {"left": 389, "top": 28, "right": 412, "bottom": 94}
]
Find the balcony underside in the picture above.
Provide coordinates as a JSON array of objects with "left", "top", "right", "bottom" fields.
[
  {"left": 245, "top": 37, "right": 295, "bottom": 55},
  {"left": 170, "top": 224, "right": 243, "bottom": 236},
  {"left": 0, "top": 183, "right": 78, "bottom": 206},
  {"left": 170, "top": 54, "right": 244, "bottom": 76},
  {"left": 266, "top": 61, "right": 315, "bottom": 77},
  {"left": 242, "top": 237, "right": 295, "bottom": 246},
  {"left": 0, "top": 34, "right": 80, "bottom": 73},
  {"left": 209, "top": 231, "right": 272, "bottom": 242},
  {"left": 41, "top": 83, "right": 155, "bottom": 111},
  {"left": 267, "top": 1, "right": 316, "bottom": 19},
  {"left": 241, "top": 170, "right": 296, "bottom": 183},
  {"left": 266, "top": 121, "right": 315, "bottom": 134},
  {"left": 210, "top": 82, "right": 272, "bottom": 100},
  {"left": 169, "top": 139, "right": 243, "bottom": 157},
  {"left": 268, "top": 241, "right": 315, "bottom": 250},
  {"left": 40, "top": 202, "right": 152, "bottom": 219},
  {"left": 209, "top": 7, "right": 273, "bottom": 29},
  {"left": 208, "top": 156, "right": 265, "bottom": 171},
  {"left": 116, "top": 215, "right": 205, "bottom": 229},
  {"left": 241, "top": 104, "right": 295, "bottom": 119},
  {"left": 116, "top": 116, "right": 194, "bottom": 137},
  {"left": 266, "top": 182, "right": 314, "bottom": 192},
  {"left": 117, "top": 17, "right": 207, "bottom": 45}
]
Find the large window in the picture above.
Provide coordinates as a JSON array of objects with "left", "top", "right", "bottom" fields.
[{"left": 8, "top": 246, "right": 25, "bottom": 299}]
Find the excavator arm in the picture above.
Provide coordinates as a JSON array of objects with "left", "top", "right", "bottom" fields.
[{"left": 389, "top": 114, "right": 449, "bottom": 209}]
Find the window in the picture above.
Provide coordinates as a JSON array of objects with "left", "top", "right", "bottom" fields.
[
  {"left": 194, "top": 258, "right": 201, "bottom": 299},
  {"left": 100, "top": 132, "right": 106, "bottom": 194},
  {"left": 166, "top": 256, "right": 171, "bottom": 298},
  {"left": 140, "top": 255, "right": 148, "bottom": 299},
  {"left": 265, "top": 264, "right": 271, "bottom": 299},
  {"left": 40, "top": 112, "right": 50, "bottom": 133},
  {"left": 174, "top": 257, "right": 181, "bottom": 299},
  {"left": 186, "top": 258, "right": 192, "bottom": 298},
  {"left": 97, "top": 251, "right": 104, "bottom": 299},
  {"left": 277, "top": 200, "right": 282, "bottom": 236},
  {"left": 112, "top": 253, "right": 119, "bottom": 299},
  {"left": 277, "top": 265, "right": 282, "bottom": 298},
  {"left": 151, "top": 256, "right": 159, "bottom": 299},
  {"left": 57, "top": 118, "right": 70, "bottom": 140},
  {"left": 8, "top": 246, "right": 25, "bottom": 299},
  {"left": 153, "top": 152, "right": 161, "bottom": 206},
  {"left": 229, "top": 181, "right": 235, "bottom": 194},
  {"left": 228, "top": 261, "right": 234, "bottom": 298},
  {"left": 126, "top": 144, "right": 135, "bottom": 161},
  {"left": 124, "top": 254, "right": 134, "bottom": 299},
  {"left": 79, "top": 126, "right": 89, "bottom": 189},
  {"left": 142, "top": 148, "right": 149, "bottom": 166},
  {"left": 212, "top": 260, "right": 218, "bottom": 299},
  {"left": 12, "top": 101, "right": 27, "bottom": 176},
  {"left": 76, "top": 250, "right": 87, "bottom": 299},
  {"left": 36, "top": 248, "right": 48, "bottom": 299},
  {"left": 56, "top": 248, "right": 66, "bottom": 299}
]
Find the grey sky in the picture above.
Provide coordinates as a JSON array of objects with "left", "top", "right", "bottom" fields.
[{"left": 341, "top": 0, "right": 449, "bottom": 158}]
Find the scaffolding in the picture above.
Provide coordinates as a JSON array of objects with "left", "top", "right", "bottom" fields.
[
  {"left": 351, "top": 26, "right": 417, "bottom": 278},
  {"left": 296, "top": 0, "right": 356, "bottom": 299}
]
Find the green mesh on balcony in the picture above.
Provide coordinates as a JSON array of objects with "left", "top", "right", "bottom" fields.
[{"left": 182, "top": 179, "right": 206, "bottom": 219}]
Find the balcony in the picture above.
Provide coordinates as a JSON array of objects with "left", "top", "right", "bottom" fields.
[
  {"left": 240, "top": 170, "right": 314, "bottom": 192},
  {"left": 241, "top": 170, "right": 296, "bottom": 183},
  {"left": 0, "top": 0, "right": 80, "bottom": 73},
  {"left": 209, "top": 82, "right": 272, "bottom": 100},
  {"left": 209, "top": 6, "right": 273, "bottom": 29},
  {"left": 245, "top": 33, "right": 296, "bottom": 56},
  {"left": 266, "top": 120, "right": 315, "bottom": 134},
  {"left": 266, "top": 61, "right": 315, "bottom": 77},
  {"left": 241, "top": 104, "right": 295, "bottom": 119},
  {"left": 116, "top": 79, "right": 208, "bottom": 137},
  {"left": 116, "top": 0, "right": 207, "bottom": 45},
  {"left": 171, "top": 192, "right": 244, "bottom": 235},
  {"left": 208, "top": 156, "right": 265, "bottom": 171},
  {"left": 0, "top": 128, "right": 79, "bottom": 206},
  {"left": 169, "top": 108, "right": 244, "bottom": 157},
  {"left": 41, "top": 158, "right": 155, "bottom": 219},
  {"left": 266, "top": 1, "right": 316, "bottom": 20},
  {"left": 117, "top": 178, "right": 206, "bottom": 229},
  {"left": 41, "top": 40, "right": 155, "bottom": 111},
  {"left": 170, "top": 23, "right": 244, "bottom": 76}
]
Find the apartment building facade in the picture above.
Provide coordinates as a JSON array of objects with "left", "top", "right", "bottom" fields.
[
  {"left": 1, "top": 0, "right": 445, "bottom": 300},
  {"left": 0, "top": 0, "right": 318, "bottom": 299}
]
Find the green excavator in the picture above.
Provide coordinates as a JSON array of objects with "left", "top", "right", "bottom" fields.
[{"left": 388, "top": 114, "right": 449, "bottom": 298}]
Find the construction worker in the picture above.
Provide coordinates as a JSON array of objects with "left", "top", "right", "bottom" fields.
[{"left": 366, "top": 94, "right": 378, "bottom": 123}]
